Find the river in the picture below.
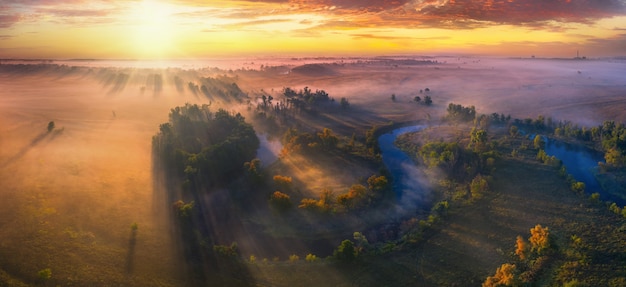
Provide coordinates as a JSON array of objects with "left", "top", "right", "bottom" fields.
[{"left": 378, "top": 125, "right": 433, "bottom": 211}]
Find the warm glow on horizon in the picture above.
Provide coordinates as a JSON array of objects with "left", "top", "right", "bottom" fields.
[{"left": 1, "top": 0, "right": 625, "bottom": 59}]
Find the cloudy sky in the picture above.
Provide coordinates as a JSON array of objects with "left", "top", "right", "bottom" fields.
[{"left": 1, "top": 0, "right": 625, "bottom": 59}]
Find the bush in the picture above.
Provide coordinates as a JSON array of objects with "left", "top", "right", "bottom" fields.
[
  {"left": 305, "top": 253, "right": 319, "bottom": 262},
  {"left": 38, "top": 268, "right": 52, "bottom": 281},
  {"left": 571, "top": 181, "right": 585, "bottom": 194}
]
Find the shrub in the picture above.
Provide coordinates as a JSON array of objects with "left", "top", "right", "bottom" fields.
[
  {"left": 570, "top": 182, "right": 585, "bottom": 194},
  {"left": 305, "top": 253, "right": 318, "bottom": 262},
  {"left": 38, "top": 268, "right": 52, "bottom": 281},
  {"left": 288, "top": 254, "right": 300, "bottom": 262}
]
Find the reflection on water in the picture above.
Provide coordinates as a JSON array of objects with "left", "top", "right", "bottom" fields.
[
  {"left": 378, "top": 125, "right": 432, "bottom": 209},
  {"left": 543, "top": 139, "right": 615, "bottom": 200}
]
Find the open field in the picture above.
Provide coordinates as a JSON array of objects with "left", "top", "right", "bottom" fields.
[{"left": 1, "top": 57, "right": 625, "bottom": 285}]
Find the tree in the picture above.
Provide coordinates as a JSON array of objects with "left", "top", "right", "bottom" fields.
[
  {"left": 47, "top": 121, "right": 55, "bottom": 132},
  {"left": 391, "top": 94, "right": 396, "bottom": 101},
  {"left": 318, "top": 128, "right": 339, "bottom": 149},
  {"left": 509, "top": 125, "right": 519, "bottom": 137},
  {"left": 334, "top": 240, "right": 356, "bottom": 262},
  {"left": 413, "top": 96, "right": 421, "bottom": 103},
  {"left": 470, "top": 128, "right": 488, "bottom": 152},
  {"left": 605, "top": 148, "right": 626, "bottom": 167},
  {"left": 533, "top": 135, "right": 545, "bottom": 149},
  {"left": 423, "top": 95, "right": 432, "bottom": 105},
  {"left": 515, "top": 235, "right": 528, "bottom": 260},
  {"left": 367, "top": 175, "right": 389, "bottom": 195},
  {"left": 529, "top": 224, "right": 551, "bottom": 254},
  {"left": 340, "top": 97, "right": 350, "bottom": 109},
  {"left": 571, "top": 181, "right": 585, "bottom": 194},
  {"left": 470, "top": 174, "right": 489, "bottom": 199},
  {"left": 483, "top": 263, "right": 520, "bottom": 287}
]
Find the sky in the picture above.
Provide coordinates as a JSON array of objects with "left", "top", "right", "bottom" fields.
[{"left": 1, "top": 0, "right": 625, "bottom": 59}]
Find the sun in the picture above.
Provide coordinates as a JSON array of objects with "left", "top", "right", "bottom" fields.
[{"left": 127, "top": 0, "right": 178, "bottom": 58}]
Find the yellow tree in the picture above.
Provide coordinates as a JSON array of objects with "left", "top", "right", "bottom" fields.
[
  {"left": 529, "top": 224, "right": 551, "bottom": 254},
  {"left": 515, "top": 235, "right": 528, "bottom": 260},
  {"left": 483, "top": 263, "right": 520, "bottom": 287}
]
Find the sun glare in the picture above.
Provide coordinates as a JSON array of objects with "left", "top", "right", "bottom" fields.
[{"left": 128, "top": 0, "right": 178, "bottom": 58}]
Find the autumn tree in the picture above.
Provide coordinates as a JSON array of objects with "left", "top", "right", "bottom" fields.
[
  {"left": 529, "top": 224, "right": 551, "bottom": 254},
  {"left": 273, "top": 175, "right": 293, "bottom": 191},
  {"left": 317, "top": 128, "right": 339, "bottom": 149},
  {"left": 337, "top": 184, "right": 370, "bottom": 210},
  {"left": 515, "top": 235, "right": 529, "bottom": 261},
  {"left": 483, "top": 263, "right": 520, "bottom": 287},
  {"left": 367, "top": 175, "right": 389, "bottom": 196}
]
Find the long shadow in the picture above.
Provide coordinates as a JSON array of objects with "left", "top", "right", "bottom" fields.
[
  {"left": 125, "top": 227, "right": 138, "bottom": 274},
  {"left": 151, "top": 141, "right": 256, "bottom": 287},
  {"left": 0, "top": 130, "right": 58, "bottom": 169}
]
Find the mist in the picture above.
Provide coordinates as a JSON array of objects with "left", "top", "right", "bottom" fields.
[{"left": 1, "top": 56, "right": 625, "bottom": 285}]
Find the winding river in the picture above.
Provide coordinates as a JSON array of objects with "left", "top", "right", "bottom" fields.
[
  {"left": 256, "top": 126, "right": 620, "bottom": 209},
  {"left": 378, "top": 125, "right": 432, "bottom": 210}
]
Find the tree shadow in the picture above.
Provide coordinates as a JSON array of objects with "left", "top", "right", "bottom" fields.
[
  {"left": 125, "top": 227, "right": 138, "bottom": 274},
  {"left": 0, "top": 129, "right": 61, "bottom": 169}
]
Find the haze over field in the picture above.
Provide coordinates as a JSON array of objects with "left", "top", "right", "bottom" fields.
[{"left": 1, "top": 57, "right": 625, "bottom": 285}]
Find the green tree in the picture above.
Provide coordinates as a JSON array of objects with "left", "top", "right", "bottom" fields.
[
  {"left": 470, "top": 174, "right": 489, "bottom": 199},
  {"left": 334, "top": 240, "right": 356, "bottom": 262}
]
